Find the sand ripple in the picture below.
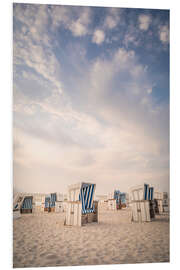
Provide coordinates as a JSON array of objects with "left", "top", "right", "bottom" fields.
[{"left": 13, "top": 210, "right": 169, "bottom": 267}]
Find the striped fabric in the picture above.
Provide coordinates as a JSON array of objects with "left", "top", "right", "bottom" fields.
[
  {"left": 114, "top": 190, "right": 121, "bottom": 204},
  {"left": 120, "top": 192, "right": 126, "bottom": 204},
  {"left": 21, "top": 196, "right": 33, "bottom": 209},
  {"left": 114, "top": 191, "right": 126, "bottom": 204},
  {"left": 45, "top": 194, "right": 57, "bottom": 207},
  {"left": 45, "top": 197, "right": 50, "bottom": 208},
  {"left": 148, "top": 187, "right": 154, "bottom": 200},
  {"left": 79, "top": 183, "right": 95, "bottom": 214},
  {"left": 144, "top": 184, "right": 149, "bottom": 200},
  {"left": 50, "top": 193, "right": 57, "bottom": 207}
]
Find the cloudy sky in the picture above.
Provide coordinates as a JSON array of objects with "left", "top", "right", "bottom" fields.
[{"left": 13, "top": 3, "right": 169, "bottom": 195}]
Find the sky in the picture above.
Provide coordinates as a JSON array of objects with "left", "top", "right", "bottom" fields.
[{"left": 13, "top": 3, "right": 169, "bottom": 195}]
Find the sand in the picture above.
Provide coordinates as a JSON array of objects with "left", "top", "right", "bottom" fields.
[{"left": 13, "top": 209, "right": 169, "bottom": 268}]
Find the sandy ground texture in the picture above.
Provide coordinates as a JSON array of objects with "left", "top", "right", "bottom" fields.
[{"left": 13, "top": 208, "right": 169, "bottom": 268}]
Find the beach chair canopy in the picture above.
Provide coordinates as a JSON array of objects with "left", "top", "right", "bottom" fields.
[
  {"left": 79, "top": 183, "right": 96, "bottom": 214},
  {"left": 50, "top": 193, "right": 57, "bottom": 207},
  {"left": 45, "top": 196, "right": 51, "bottom": 208},
  {"left": 21, "top": 196, "right": 33, "bottom": 209},
  {"left": 68, "top": 182, "right": 96, "bottom": 214},
  {"left": 114, "top": 190, "right": 121, "bottom": 203},
  {"left": 120, "top": 192, "right": 126, "bottom": 204}
]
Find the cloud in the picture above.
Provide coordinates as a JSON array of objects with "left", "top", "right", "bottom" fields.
[
  {"left": 14, "top": 4, "right": 50, "bottom": 46},
  {"left": 103, "top": 7, "right": 121, "bottom": 31},
  {"left": 50, "top": 5, "right": 91, "bottom": 37},
  {"left": 69, "top": 21, "right": 88, "bottom": 36},
  {"left": 68, "top": 7, "right": 91, "bottom": 36},
  {"left": 159, "top": 25, "right": 169, "bottom": 44},
  {"left": 147, "top": 88, "right": 152, "bottom": 94},
  {"left": 14, "top": 41, "right": 63, "bottom": 94},
  {"left": 13, "top": 4, "right": 63, "bottom": 97},
  {"left": 138, "top": 14, "right": 151, "bottom": 31},
  {"left": 13, "top": 5, "right": 169, "bottom": 194},
  {"left": 92, "top": 29, "right": 105, "bottom": 45},
  {"left": 123, "top": 32, "right": 140, "bottom": 48},
  {"left": 14, "top": 45, "right": 169, "bottom": 192},
  {"left": 104, "top": 16, "right": 118, "bottom": 29}
]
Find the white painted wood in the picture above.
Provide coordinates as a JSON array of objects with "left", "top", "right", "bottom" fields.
[
  {"left": 67, "top": 183, "right": 81, "bottom": 201},
  {"left": 137, "top": 202, "right": 141, "bottom": 221},
  {"left": 66, "top": 203, "right": 71, "bottom": 225},
  {"left": 35, "top": 201, "right": 42, "bottom": 206},
  {"left": 41, "top": 204, "right": 45, "bottom": 212},
  {"left": 131, "top": 201, "right": 151, "bottom": 222},
  {"left": 96, "top": 195, "right": 108, "bottom": 201},
  {"left": 65, "top": 202, "right": 82, "bottom": 226},
  {"left": 154, "top": 191, "right": 163, "bottom": 200},
  {"left": 131, "top": 203, "right": 136, "bottom": 221},
  {"left": 13, "top": 194, "right": 25, "bottom": 211},
  {"left": 67, "top": 182, "right": 96, "bottom": 203},
  {"left": 144, "top": 201, "right": 151, "bottom": 221},
  {"left": 129, "top": 184, "right": 149, "bottom": 202},
  {"left": 107, "top": 199, "right": 117, "bottom": 210},
  {"left": 158, "top": 200, "right": 163, "bottom": 214},
  {"left": 62, "top": 202, "right": 67, "bottom": 212},
  {"left": 132, "top": 202, "right": 138, "bottom": 222},
  {"left": 55, "top": 201, "right": 64, "bottom": 213},
  {"left": 56, "top": 193, "right": 64, "bottom": 202},
  {"left": 107, "top": 192, "right": 114, "bottom": 200},
  {"left": 33, "top": 205, "right": 42, "bottom": 213}
]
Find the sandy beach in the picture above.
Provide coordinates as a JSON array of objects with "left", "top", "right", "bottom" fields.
[{"left": 13, "top": 209, "right": 169, "bottom": 268}]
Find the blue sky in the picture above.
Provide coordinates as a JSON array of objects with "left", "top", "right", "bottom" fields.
[{"left": 13, "top": 3, "right": 169, "bottom": 194}]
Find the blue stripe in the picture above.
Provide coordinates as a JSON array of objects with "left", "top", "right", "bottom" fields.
[
  {"left": 79, "top": 184, "right": 95, "bottom": 213},
  {"left": 45, "top": 197, "right": 50, "bottom": 208},
  {"left": 22, "top": 197, "right": 32, "bottom": 209},
  {"left": 114, "top": 190, "right": 121, "bottom": 203},
  {"left": 81, "top": 188, "right": 86, "bottom": 213},
  {"left": 150, "top": 187, "right": 154, "bottom": 200},
  {"left": 89, "top": 184, "right": 94, "bottom": 209},
  {"left": 152, "top": 187, "right": 154, "bottom": 200},
  {"left": 85, "top": 186, "right": 91, "bottom": 209},
  {"left": 84, "top": 186, "right": 88, "bottom": 206},
  {"left": 82, "top": 187, "right": 87, "bottom": 213},
  {"left": 144, "top": 184, "right": 148, "bottom": 200},
  {"left": 50, "top": 193, "right": 56, "bottom": 206},
  {"left": 87, "top": 185, "right": 92, "bottom": 209}
]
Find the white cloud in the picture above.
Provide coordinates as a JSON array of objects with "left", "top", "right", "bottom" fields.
[
  {"left": 138, "top": 14, "right": 151, "bottom": 31},
  {"left": 103, "top": 7, "right": 121, "bottom": 31},
  {"left": 159, "top": 25, "right": 169, "bottom": 44},
  {"left": 14, "top": 5, "right": 63, "bottom": 95},
  {"left": 14, "top": 42, "right": 169, "bottom": 194},
  {"left": 92, "top": 29, "right": 105, "bottom": 45},
  {"left": 13, "top": 5, "right": 169, "bottom": 194},
  {"left": 114, "top": 48, "right": 135, "bottom": 66},
  {"left": 69, "top": 21, "right": 88, "bottom": 36},
  {"left": 147, "top": 88, "right": 152, "bottom": 94},
  {"left": 50, "top": 5, "right": 91, "bottom": 37},
  {"left": 123, "top": 32, "right": 140, "bottom": 47},
  {"left": 104, "top": 16, "right": 118, "bottom": 29},
  {"left": 130, "top": 64, "right": 144, "bottom": 78},
  {"left": 69, "top": 8, "right": 91, "bottom": 37}
]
